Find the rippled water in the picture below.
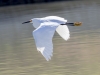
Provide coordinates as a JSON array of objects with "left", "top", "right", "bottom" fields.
[{"left": 0, "top": 0, "right": 100, "bottom": 75}]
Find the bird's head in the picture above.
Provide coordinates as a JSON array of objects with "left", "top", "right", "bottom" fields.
[{"left": 22, "top": 20, "right": 32, "bottom": 24}]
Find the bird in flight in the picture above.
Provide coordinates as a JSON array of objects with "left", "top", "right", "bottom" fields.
[{"left": 22, "top": 16, "right": 82, "bottom": 61}]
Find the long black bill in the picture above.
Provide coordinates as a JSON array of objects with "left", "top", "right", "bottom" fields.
[{"left": 22, "top": 21, "right": 31, "bottom": 24}]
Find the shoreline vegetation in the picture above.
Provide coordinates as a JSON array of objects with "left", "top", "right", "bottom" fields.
[{"left": 0, "top": 0, "right": 74, "bottom": 7}]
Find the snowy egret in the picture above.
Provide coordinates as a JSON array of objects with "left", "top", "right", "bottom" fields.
[{"left": 22, "top": 16, "right": 82, "bottom": 61}]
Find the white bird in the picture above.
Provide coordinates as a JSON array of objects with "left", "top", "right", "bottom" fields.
[{"left": 22, "top": 16, "right": 82, "bottom": 61}]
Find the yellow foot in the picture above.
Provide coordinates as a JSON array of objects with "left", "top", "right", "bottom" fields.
[{"left": 74, "top": 22, "right": 82, "bottom": 26}]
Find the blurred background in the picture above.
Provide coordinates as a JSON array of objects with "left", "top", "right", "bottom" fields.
[{"left": 0, "top": 0, "right": 100, "bottom": 75}]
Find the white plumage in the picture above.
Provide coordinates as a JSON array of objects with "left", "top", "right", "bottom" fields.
[{"left": 31, "top": 16, "right": 70, "bottom": 61}]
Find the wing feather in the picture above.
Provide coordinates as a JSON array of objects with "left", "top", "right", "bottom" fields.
[
  {"left": 33, "top": 22, "right": 59, "bottom": 61},
  {"left": 56, "top": 25, "right": 70, "bottom": 41}
]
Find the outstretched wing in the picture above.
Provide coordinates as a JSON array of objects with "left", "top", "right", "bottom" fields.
[
  {"left": 56, "top": 25, "right": 70, "bottom": 41},
  {"left": 33, "top": 22, "right": 59, "bottom": 61}
]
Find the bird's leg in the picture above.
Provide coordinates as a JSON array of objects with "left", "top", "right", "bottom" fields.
[
  {"left": 61, "top": 22, "right": 82, "bottom": 26},
  {"left": 61, "top": 23, "right": 74, "bottom": 26}
]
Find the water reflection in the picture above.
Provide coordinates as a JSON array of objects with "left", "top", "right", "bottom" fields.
[{"left": 0, "top": 0, "right": 100, "bottom": 75}]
